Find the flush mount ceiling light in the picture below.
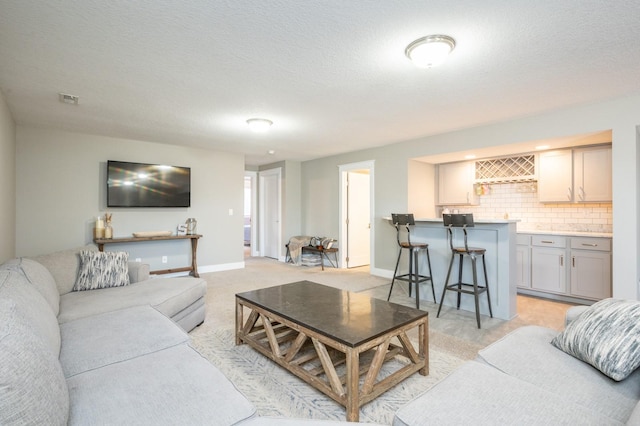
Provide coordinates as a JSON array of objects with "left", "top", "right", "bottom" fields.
[
  {"left": 58, "top": 92, "right": 79, "bottom": 105},
  {"left": 405, "top": 35, "right": 456, "bottom": 68},
  {"left": 246, "top": 118, "right": 273, "bottom": 133}
]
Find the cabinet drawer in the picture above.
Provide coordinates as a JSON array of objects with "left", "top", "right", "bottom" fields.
[
  {"left": 570, "top": 237, "right": 611, "bottom": 252},
  {"left": 517, "top": 234, "right": 531, "bottom": 245},
  {"left": 532, "top": 235, "right": 566, "bottom": 248}
]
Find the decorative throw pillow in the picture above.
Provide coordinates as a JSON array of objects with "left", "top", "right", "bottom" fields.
[
  {"left": 73, "top": 251, "right": 130, "bottom": 291},
  {"left": 551, "top": 298, "right": 640, "bottom": 381}
]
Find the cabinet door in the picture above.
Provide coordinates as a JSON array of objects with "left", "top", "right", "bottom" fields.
[
  {"left": 570, "top": 250, "right": 611, "bottom": 300},
  {"left": 516, "top": 244, "right": 531, "bottom": 288},
  {"left": 574, "top": 147, "right": 612, "bottom": 202},
  {"left": 531, "top": 247, "right": 566, "bottom": 293},
  {"left": 437, "top": 162, "right": 478, "bottom": 205},
  {"left": 538, "top": 150, "right": 573, "bottom": 203}
]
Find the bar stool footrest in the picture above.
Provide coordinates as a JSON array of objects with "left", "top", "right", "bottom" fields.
[{"left": 443, "top": 282, "right": 489, "bottom": 295}]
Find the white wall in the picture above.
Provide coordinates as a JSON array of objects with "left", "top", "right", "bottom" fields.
[
  {"left": 300, "top": 94, "right": 640, "bottom": 300},
  {"left": 0, "top": 91, "right": 16, "bottom": 263},
  {"left": 16, "top": 126, "right": 245, "bottom": 272}
]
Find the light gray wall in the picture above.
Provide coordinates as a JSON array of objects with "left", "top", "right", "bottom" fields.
[
  {"left": 300, "top": 93, "right": 640, "bottom": 300},
  {"left": 0, "top": 91, "right": 16, "bottom": 263},
  {"left": 16, "top": 126, "right": 245, "bottom": 272}
]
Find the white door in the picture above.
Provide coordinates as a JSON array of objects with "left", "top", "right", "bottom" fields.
[
  {"left": 259, "top": 168, "right": 281, "bottom": 259},
  {"left": 347, "top": 171, "right": 370, "bottom": 268}
]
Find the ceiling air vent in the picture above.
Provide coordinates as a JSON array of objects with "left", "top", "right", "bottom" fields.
[
  {"left": 58, "top": 93, "right": 79, "bottom": 105},
  {"left": 475, "top": 155, "right": 536, "bottom": 184}
]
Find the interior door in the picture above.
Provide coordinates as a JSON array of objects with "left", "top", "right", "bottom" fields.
[
  {"left": 259, "top": 169, "right": 281, "bottom": 259},
  {"left": 346, "top": 171, "right": 370, "bottom": 268}
]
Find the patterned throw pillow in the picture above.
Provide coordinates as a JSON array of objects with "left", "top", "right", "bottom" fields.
[
  {"left": 73, "top": 251, "right": 130, "bottom": 291},
  {"left": 551, "top": 298, "right": 640, "bottom": 381}
]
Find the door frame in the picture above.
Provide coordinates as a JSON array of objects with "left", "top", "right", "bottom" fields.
[
  {"left": 244, "top": 171, "right": 259, "bottom": 257},
  {"left": 258, "top": 167, "right": 282, "bottom": 260},
  {"left": 338, "top": 160, "right": 375, "bottom": 269}
]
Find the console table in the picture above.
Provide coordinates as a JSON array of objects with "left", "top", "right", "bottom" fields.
[{"left": 93, "top": 234, "right": 202, "bottom": 277}]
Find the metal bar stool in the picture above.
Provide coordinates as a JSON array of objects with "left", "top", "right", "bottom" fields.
[
  {"left": 437, "top": 213, "right": 493, "bottom": 328},
  {"left": 387, "top": 213, "right": 436, "bottom": 309}
]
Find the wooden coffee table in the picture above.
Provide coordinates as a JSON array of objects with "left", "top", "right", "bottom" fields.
[{"left": 235, "top": 281, "right": 428, "bottom": 422}]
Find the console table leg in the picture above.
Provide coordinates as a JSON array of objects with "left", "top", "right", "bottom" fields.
[{"left": 191, "top": 237, "right": 199, "bottom": 277}]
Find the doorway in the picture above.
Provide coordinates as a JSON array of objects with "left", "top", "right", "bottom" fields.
[
  {"left": 244, "top": 171, "right": 257, "bottom": 257},
  {"left": 339, "top": 161, "right": 374, "bottom": 269},
  {"left": 258, "top": 168, "right": 282, "bottom": 260}
]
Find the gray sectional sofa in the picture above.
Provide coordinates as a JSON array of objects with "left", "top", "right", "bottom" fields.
[
  {"left": 394, "top": 302, "right": 640, "bottom": 425},
  {"left": 0, "top": 245, "right": 376, "bottom": 425}
]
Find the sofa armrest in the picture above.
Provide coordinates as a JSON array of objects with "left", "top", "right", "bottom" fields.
[
  {"left": 128, "top": 262, "right": 150, "bottom": 283},
  {"left": 565, "top": 305, "right": 590, "bottom": 327}
]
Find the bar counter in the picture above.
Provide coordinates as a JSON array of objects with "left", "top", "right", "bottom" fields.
[{"left": 386, "top": 217, "right": 518, "bottom": 321}]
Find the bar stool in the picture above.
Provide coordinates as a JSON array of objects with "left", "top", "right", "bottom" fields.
[
  {"left": 437, "top": 213, "right": 493, "bottom": 328},
  {"left": 387, "top": 213, "right": 436, "bottom": 309}
]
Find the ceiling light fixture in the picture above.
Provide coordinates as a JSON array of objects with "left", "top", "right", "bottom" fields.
[
  {"left": 405, "top": 35, "right": 456, "bottom": 68},
  {"left": 58, "top": 92, "right": 79, "bottom": 105},
  {"left": 246, "top": 118, "right": 273, "bottom": 133}
]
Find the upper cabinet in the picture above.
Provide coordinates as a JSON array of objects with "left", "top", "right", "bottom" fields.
[
  {"left": 538, "top": 145, "right": 612, "bottom": 203},
  {"left": 437, "top": 161, "right": 479, "bottom": 205}
]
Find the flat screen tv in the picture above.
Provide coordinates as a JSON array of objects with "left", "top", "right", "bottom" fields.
[{"left": 107, "top": 160, "right": 191, "bottom": 208}]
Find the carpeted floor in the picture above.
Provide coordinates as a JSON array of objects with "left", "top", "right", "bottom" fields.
[{"left": 189, "top": 256, "right": 487, "bottom": 423}]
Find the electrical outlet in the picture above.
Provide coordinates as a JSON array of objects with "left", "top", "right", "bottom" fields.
[
  {"left": 229, "top": 208, "right": 233, "bottom": 216},
  {"left": 161, "top": 256, "right": 168, "bottom": 264}
]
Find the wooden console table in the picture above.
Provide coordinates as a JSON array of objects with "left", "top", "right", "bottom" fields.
[{"left": 93, "top": 234, "right": 202, "bottom": 277}]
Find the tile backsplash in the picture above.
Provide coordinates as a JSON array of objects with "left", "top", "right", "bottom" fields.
[{"left": 441, "top": 182, "right": 612, "bottom": 233}]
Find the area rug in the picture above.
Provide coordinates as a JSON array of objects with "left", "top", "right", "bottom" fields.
[{"left": 190, "top": 327, "right": 469, "bottom": 424}]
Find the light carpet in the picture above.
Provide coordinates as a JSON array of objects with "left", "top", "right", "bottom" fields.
[{"left": 189, "top": 256, "right": 482, "bottom": 423}]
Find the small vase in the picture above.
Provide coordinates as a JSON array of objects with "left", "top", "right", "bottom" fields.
[{"left": 104, "top": 225, "right": 113, "bottom": 239}]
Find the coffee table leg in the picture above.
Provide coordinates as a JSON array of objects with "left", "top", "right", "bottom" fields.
[
  {"left": 419, "top": 318, "right": 428, "bottom": 375},
  {"left": 345, "top": 348, "right": 360, "bottom": 422},
  {"left": 235, "top": 298, "right": 243, "bottom": 345}
]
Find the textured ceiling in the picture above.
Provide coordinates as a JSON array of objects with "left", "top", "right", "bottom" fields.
[{"left": 1, "top": 0, "right": 639, "bottom": 165}]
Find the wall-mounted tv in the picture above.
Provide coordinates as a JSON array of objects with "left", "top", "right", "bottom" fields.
[{"left": 107, "top": 160, "right": 191, "bottom": 208}]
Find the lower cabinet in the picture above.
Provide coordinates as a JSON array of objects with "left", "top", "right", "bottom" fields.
[{"left": 517, "top": 233, "right": 611, "bottom": 302}]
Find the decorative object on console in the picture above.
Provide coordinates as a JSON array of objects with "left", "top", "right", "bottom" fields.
[
  {"left": 73, "top": 251, "right": 130, "bottom": 291},
  {"left": 185, "top": 218, "right": 197, "bottom": 235},
  {"left": 131, "top": 231, "right": 173, "bottom": 238},
  {"left": 551, "top": 298, "right": 640, "bottom": 381},
  {"left": 94, "top": 216, "right": 104, "bottom": 239},
  {"left": 177, "top": 224, "right": 187, "bottom": 236},
  {"left": 104, "top": 213, "right": 113, "bottom": 239}
]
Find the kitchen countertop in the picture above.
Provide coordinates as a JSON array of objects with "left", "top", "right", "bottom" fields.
[
  {"left": 516, "top": 229, "right": 612, "bottom": 238},
  {"left": 389, "top": 217, "right": 520, "bottom": 224}
]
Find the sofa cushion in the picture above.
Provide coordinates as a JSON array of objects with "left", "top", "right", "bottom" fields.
[
  {"left": 1, "top": 257, "right": 60, "bottom": 316},
  {"left": 0, "top": 270, "right": 61, "bottom": 355},
  {"left": 29, "top": 244, "right": 98, "bottom": 295},
  {"left": 393, "top": 361, "right": 622, "bottom": 426},
  {"left": 551, "top": 298, "right": 640, "bottom": 381},
  {"left": 66, "top": 344, "right": 256, "bottom": 425},
  {"left": 60, "top": 305, "right": 189, "bottom": 377},
  {"left": 73, "top": 250, "right": 130, "bottom": 291},
  {"left": 478, "top": 325, "right": 640, "bottom": 423},
  {"left": 58, "top": 276, "right": 207, "bottom": 324},
  {"left": 0, "top": 299, "right": 69, "bottom": 426}
]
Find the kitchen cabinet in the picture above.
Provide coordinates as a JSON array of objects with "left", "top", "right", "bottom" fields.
[
  {"left": 570, "top": 237, "right": 612, "bottom": 299},
  {"left": 516, "top": 234, "right": 531, "bottom": 289},
  {"left": 518, "top": 233, "right": 611, "bottom": 302},
  {"left": 538, "top": 145, "right": 612, "bottom": 203},
  {"left": 531, "top": 235, "right": 566, "bottom": 294},
  {"left": 437, "top": 161, "right": 479, "bottom": 205}
]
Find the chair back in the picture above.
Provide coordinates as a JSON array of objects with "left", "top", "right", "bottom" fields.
[
  {"left": 443, "top": 213, "right": 474, "bottom": 251},
  {"left": 391, "top": 213, "right": 415, "bottom": 247}
]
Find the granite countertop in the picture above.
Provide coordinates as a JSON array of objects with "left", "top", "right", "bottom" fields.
[{"left": 400, "top": 217, "right": 520, "bottom": 224}]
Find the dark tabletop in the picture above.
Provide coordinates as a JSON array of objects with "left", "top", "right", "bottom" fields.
[{"left": 236, "top": 281, "right": 427, "bottom": 347}]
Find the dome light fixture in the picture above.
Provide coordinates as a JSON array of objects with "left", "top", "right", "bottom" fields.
[
  {"left": 246, "top": 118, "right": 273, "bottom": 133},
  {"left": 405, "top": 34, "right": 456, "bottom": 68}
]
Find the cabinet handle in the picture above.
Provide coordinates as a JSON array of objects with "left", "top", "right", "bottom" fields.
[
  {"left": 572, "top": 256, "right": 575, "bottom": 267},
  {"left": 567, "top": 187, "right": 572, "bottom": 201},
  {"left": 581, "top": 243, "right": 598, "bottom": 247},
  {"left": 560, "top": 256, "right": 564, "bottom": 267},
  {"left": 541, "top": 240, "right": 554, "bottom": 244}
]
